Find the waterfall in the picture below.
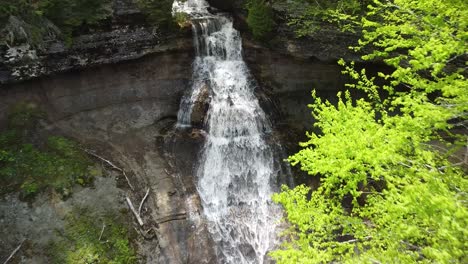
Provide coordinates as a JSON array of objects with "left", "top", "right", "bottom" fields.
[{"left": 174, "top": 1, "right": 285, "bottom": 263}]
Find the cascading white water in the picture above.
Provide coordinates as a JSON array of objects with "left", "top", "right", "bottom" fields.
[{"left": 174, "top": 1, "right": 284, "bottom": 263}]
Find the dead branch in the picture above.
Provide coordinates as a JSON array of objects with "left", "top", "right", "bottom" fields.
[
  {"left": 398, "top": 162, "right": 412, "bottom": 168},
  {"left": 157, "top": 212, "right": 187, "bottom": 224},
  {"left": 401, "top": 240, "right": 422, "bottom": 251},
  {"left": 122, "top": 171, "right": 135, "bottom": 191},
  {"left": 126, "top": 196, "right": 144, "bottom": 226},
  {"left": 340, "top": 236, "right": 372, "bottom": 244},
  {"left": 3, "top": 240, "right": 24, "bottom": 264},
  {"left": 84, "top": 149, "right": 135, "bottom": 191},
  {"left": 84, "top": 149, "right": 122, "bottom": 171},
  {"left": 98, "top": 223, "right": 106, "bottom": 241},
  {"left": 139, "top": 188, "right": 150, "bottom": 216},
  {"left": 134, "top": 226, "right": 158, "bottom": 240}
]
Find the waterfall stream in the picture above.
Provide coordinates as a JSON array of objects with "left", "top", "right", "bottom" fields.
[{"left": 174, "top": 1, "right": 285, "bottom": 263}]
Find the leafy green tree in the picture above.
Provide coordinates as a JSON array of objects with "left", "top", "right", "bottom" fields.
[
  {"left": 39, "top": 0, "right": 111, "bottom": 44},
  {"left": 246, "top": 0, "right": 275, "bottom": 41},
  {"left": 40, "top": 0, "right": 110, "bottom": 28},
  {"left": 272, "top": 0, "right": 468, "bottom": 262},
  {"left": 285, "top": 0, "right": 371, "bottom": 35}
]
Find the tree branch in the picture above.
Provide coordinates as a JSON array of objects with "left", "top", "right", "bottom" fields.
[
  {"left": 98, "top": 223, "right": 106, "bottom": 241},
  {"left": 84, "top": 149, "right": 135, "bottom": 191},
  {"left": 3, "top": 240, "right": 24, "bottom": 264},
  {"left": 138, "top": 188, "right": 150, "bottom": 216},
  {"left": 126, "top": 196, "right": 144, "bottom": 226}
]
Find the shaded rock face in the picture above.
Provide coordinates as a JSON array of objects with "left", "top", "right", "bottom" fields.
[
  {"left": 242, "top": 45, "right": 347, "bottom": 187},
  {"left": 0, "top": 49, "right": 217, "bottom": 263},
  {"left": 243, "top": 42, "right": 347, "bottom": 137}
]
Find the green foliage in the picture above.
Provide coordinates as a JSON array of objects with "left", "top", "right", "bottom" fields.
[
  {"left": 173, "top": 12, "right": 190, "bottom": 27},
  {"left": 21, "top": 178, "right": 40, "bottom": 196},
  {"left": 7, "top": 101, "right": 45, "bottom": 129},
  {"left": 0, "top": 102, "right": 93, "bottom": 198},
  {"left": 0, "top": 0, "right": 31, "bottom": 24},
  {"left": 273, "top": 92, "right": 467, "bottom": 262},
  {"left": 136, "top": 0, "right": 178, "bottom": 30},
  {"left": 50, "top": 210, "right": 137, "bottom": 264},
  {"left": 0, "top": 0, "right": 110, "bottom": 46},
  {"left": 246, "top": 0, "right": 275, "bottom": 41},
  {"left": 273, "top": 0, "right": 468, "bottom": 262},
  {"left": 285, "top": 0, "right": 371, "bottom": 35},
  {"left": 39, "top": 0, "right": 111, "bottom": 44}
]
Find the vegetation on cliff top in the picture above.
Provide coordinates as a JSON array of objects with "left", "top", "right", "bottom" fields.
[
  {"left": 0, "top": 0, "right": 111, "bottom": 46},
  {"left": 136, "top": 0, "right": 191, "bottom": 31},
  {"left": 285, "top": 0, "right": 372, "bottom": 35},
  {"left": 245, "top": 0, "right": 370, "bottom": 42},
  {"left": 246, "top": 0, "right": 275, "bottom": 41},
  {"left": 136, "top": 0, "right": 177, "bottom": 30},
  {"left": 272, "top": 0, "right": 467, "bottom": 262}
]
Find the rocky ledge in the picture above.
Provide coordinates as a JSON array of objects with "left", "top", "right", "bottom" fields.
[{"left": 0, "top": 0, "right": 193, "bottom": 85}]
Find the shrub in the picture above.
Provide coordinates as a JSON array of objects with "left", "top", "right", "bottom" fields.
[
  {"left": 136, "top": 0, "right": 178, "bottom": 30},
  {"left": 39, "top": 0, "right": 111, "bottom": 44},
  {"left": 271, "top": 0, "right": 468, "bottom": 262},
  {"left": 246, "top": 0, "right": 275, "bottom": 41},
  {"left": 287, "top": 0, "right": 372, "bottom": 35}
]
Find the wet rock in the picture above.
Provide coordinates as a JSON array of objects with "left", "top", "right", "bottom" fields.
[{"left": 190, "top": 83, "right": 211, "bottom": 128}]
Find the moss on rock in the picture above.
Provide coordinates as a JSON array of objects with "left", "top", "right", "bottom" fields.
[{"left": 0, "top": 102, "right": 95, "bottom": 199}]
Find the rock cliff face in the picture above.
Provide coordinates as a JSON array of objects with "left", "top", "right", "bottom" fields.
[
  {"left": 0, "top": 0, "right": 191, "bottom": 85},
  {"left": 0, "top": 49, "right": 218, "bottom": 263},
  {"left": 0, "top": 0, "right": 361, "bottom": 262},
  {"left": 244, "top": 40, "right": 346, "bottom": 142}
]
